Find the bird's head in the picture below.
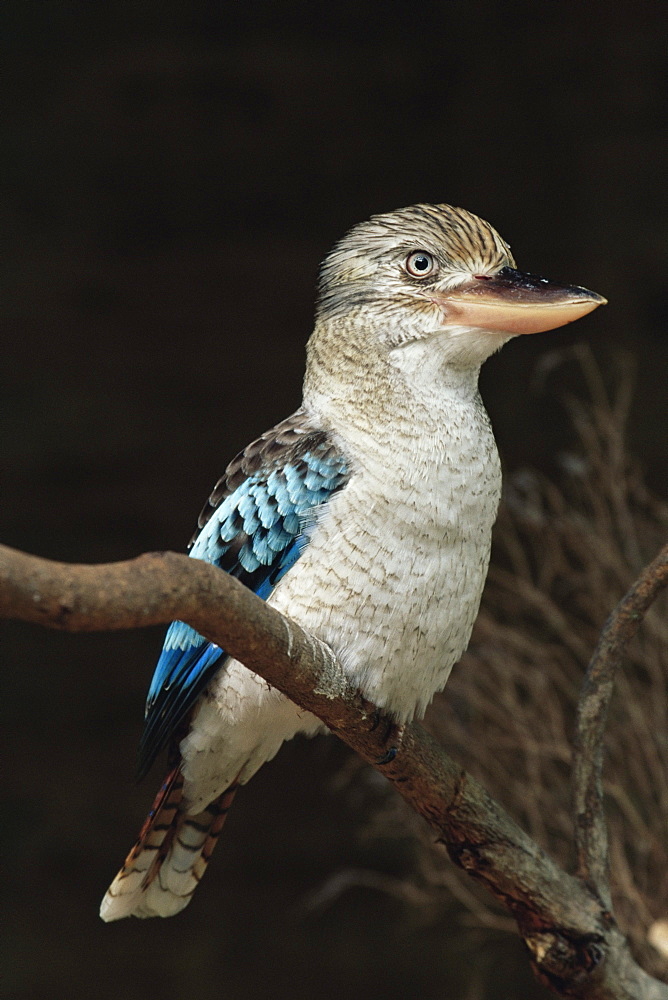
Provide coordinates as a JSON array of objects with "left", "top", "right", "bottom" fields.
[{"left": 314, "top": 203, "right": 606, "bottom": 368}]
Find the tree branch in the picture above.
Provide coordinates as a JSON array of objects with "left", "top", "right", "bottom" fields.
[
  {"left": 573, "top": 543, "right": 668, "bottom": 907},
  {"left": 1, "top": 541, "right": 667, "bottom": 999}
]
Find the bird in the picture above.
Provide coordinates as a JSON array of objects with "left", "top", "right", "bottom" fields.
[{"left": 100, "top": 203, "right": 605, "bottom": 921}]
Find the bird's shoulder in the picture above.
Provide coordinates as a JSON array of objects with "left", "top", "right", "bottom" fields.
[{"left": 192, "top": 407, "right": 349, "bottom": 546}]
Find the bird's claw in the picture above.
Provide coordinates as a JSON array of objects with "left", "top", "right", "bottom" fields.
[
  {"left": 376, "top": 746, "right": 398, "bottom": 765},
  {"left": 374, "top": 721, "right": 405, "bottom": 765}
]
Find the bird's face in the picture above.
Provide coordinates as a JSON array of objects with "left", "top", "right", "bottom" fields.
[{"left": 316, "top": 204, "right": 606, "bottom": 367}]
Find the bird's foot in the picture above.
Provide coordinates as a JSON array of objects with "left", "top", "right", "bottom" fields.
[{"left": 374, "top": 719, "right": 406, "bottom": 765}]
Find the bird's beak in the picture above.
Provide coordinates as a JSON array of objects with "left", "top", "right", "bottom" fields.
[{"left": 433, "top": 266, "right": 607, "bottom": 335}]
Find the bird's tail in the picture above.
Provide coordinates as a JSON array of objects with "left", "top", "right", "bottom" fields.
[{"left": 100, "top": 766, "right": 239, "bottom": 921}]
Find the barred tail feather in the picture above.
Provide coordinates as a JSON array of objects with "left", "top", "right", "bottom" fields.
[{"left": 100, "top": 768, "right": 239, "bottom": 921}]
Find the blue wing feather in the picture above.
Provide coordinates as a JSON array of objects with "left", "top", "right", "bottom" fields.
[{"left": 137, "top": 412, "right": 349, "bottom": 778}]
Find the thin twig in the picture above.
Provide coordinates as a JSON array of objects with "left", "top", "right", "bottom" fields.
[{"left": 573, "top": 542, "right": 668, "bottom": 909}]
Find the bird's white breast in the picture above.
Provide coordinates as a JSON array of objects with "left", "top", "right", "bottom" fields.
[{"left": 271, "top": 369, "right": 501, "bottom": 721}]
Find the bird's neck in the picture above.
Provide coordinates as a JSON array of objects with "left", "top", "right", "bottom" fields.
[{"left": 303, "top": 317, "right": 491, "bottom": 463}]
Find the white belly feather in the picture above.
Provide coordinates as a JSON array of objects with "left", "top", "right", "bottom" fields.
[{"left": 272, "top": 444, "right": 500, "bottom": 717}]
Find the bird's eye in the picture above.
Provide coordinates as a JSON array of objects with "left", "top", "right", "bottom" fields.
[{"left": 405, "top": 251, "right": 436, "bottom": 278}]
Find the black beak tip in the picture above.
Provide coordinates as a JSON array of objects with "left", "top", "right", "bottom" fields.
[{"left": 498, "top": 266, "right": 607, "bottom": 306}]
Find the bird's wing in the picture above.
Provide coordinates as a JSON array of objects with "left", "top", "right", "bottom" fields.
[{"left": 137, "top": 409, "right": 349, "bottom": 779}]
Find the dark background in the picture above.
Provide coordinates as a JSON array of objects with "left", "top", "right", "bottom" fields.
[{"left": 2, "top": 3, "right": 666, "bottom": 998}]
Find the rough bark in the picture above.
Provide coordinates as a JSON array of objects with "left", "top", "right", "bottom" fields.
[{"left": 1, "top": 541, "right": 667, "bottom": 998}]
